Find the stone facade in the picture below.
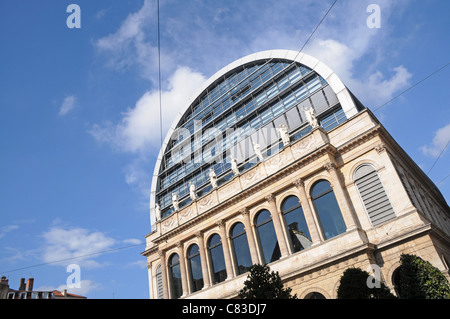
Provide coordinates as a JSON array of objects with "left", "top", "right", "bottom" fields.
[{"left": 142, "top": 109, "right": 450, "bottom": 299}]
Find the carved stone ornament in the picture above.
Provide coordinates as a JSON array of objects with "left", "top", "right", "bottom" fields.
[
  {"left": 239, "top": 208, "right": 249, "bottom": 216},
  {"left": 323, "top": 161, "right": 336, "bottom": 172},
  {"left": 195, "top": 231, "right": 203, "bottom": 239},
  {"left": 375, "top": 143, "right": 387, "bottom": 154},
  {"left": 265, "top": 194, "right": 276, "bottom": 203},
  {"left": 293, "top": 178, "right": 305, "bottom": 188}
]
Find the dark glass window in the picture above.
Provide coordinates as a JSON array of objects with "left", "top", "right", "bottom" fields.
[
  {"left": 230, "top": 222, "right": 253, "bottom": 275},
  {"left": 187, "top": 244, "right": 203, "bottom": 293},
  {"left": 208, "top": 234, "right": 227, "bottom": 284},
  {"left": 281, "top": 196, "right": 312, "bottom": 252},
  {"left": 311, "top": 180, "right": 346, "bottom": 240},
  {"left": 168, "top": 253, "right": 182, "bottom": 299},
  {"left": 255, "top": 210, "right": 281, "bottom": 264}
]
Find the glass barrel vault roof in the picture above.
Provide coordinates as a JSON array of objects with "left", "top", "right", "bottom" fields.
[{"left": 151, "top": 51, "right": 361, "bottom": 225}]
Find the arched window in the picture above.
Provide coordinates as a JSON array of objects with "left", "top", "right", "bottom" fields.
[
  {"left": 230, "top": 222, "right": 252, "bottom": 275},
  {"left": 304, "top": 292, "right": 326, "bottom": 299},
  {"left": 354, "top": 164, "right": 395, "bottom": 226},
  {"left": 311, "top": 180, "right": 346, "bottom": 240},
  {"left": 187, "top": 244, "right": 203, "bottom": 293},
  {"left": 255, "top": 209, "right": 281, "bottom": 264},
  {"left": 168, "top": 253, "right": 182, "bottom": 299},
  {"left": 155, "top": 264, "right": 164, "bottom": 299},
  {"left": 281, "top": 195, "right": 312, "bottom": 252},
  {"left": 208, "top": 234, "right": 227, "bottom": 284}
]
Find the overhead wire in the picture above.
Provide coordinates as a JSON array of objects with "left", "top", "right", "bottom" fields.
[{"left": 157, "top": 0, "right": 163, "bottom": 146}]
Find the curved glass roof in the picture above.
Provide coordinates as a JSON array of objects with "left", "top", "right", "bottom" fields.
[{"left": 156, "top": 58, "right": 347, "bottom": 217}]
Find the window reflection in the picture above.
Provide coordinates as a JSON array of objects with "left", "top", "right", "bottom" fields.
[
  {"left": 311, "top": 180, "right": 346, "bottom": 240},
  {"left": 168, "top": 253, "right": 182, "bottom": 299},
  {"left": 208, "top": 234, "right": 227, "bottom": 284},
  {"left": 255, "top": 210, "right": 281, "bottom": 264},
  {"left": 187, "top": 244, "right": 203, "bottom": 293},
  {"left": 230, "top": 223, "right": 253, "bottom": 275},
  {"left": 281, "top": 196, "right": 312, "bottom": 252}
]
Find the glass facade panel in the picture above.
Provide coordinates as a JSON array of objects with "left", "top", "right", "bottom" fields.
[
  {"left": 281, "top": 196, "right": 312, "bottom": 252},
  {"left": 230, "top": 223, "right": 252, "bottom": 275},
  {"left": 255, "top": 210, "right": 281, "bottom": 264},
  {"left": 311, "top": 180, "right": 346, "bottom": 240},
  {"left": 156, "top": 58, "right": 345, "bottom": 216},
  {"left": 168, "top": 253, "right": 182, "bottom": 299},
  {"left": 208, "top": 234, "right": 227, "bottom": 284},
  {"left": 187, "top": 244, "right": 204, "bottom": 293}
]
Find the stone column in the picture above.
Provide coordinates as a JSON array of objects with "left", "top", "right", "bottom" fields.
[
  {"left": 158, "top": 250, "right": 169, "bottom": 299},
  {"left": 324, "top": 161, "right": 358, "bottom": 230},
  {"left": 240, "top": 208, "right": 261, "bottom": 264},
  {"left": 177, "top": 242, "right": 189, "bottom": 297},
  {"left": 265, "top": 194, "right": 290, "bottom": 258},
  {"left": 195, "top": 231, "right": 211, "bottom": 289},
  {"left": 217, "top": 219, "right": 234, "bottom": 279},
  {"left": 292, "top": 178, "right": 322, "bottom": 245}
]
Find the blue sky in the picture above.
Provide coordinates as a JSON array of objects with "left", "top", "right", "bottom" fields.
[{"left": 0, "top": 0, "right": 449, "bottom": 299}]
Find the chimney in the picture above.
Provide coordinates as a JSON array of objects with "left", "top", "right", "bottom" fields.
[
  {"left": 26, "top": 278, "right": 34, "bottom": 292},
  {"left": 19, "top": 278, "right": 26, "bottom": 291},
  {"left": 0, "top": 276, "right": 8, "bottom": 285}
]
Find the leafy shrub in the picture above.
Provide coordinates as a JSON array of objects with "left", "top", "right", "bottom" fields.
[{"left": 239, "top": 264, "right": 297, "bottom": 299}]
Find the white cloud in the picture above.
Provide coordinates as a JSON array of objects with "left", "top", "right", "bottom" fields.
[
  {"left": 302, "top": 0, "right": 413, "bottom": 107},
  {"left": 0, "top": 224, "right": 19, "bottom": 239},
  {"left": 89, "top": 66, "right": 206, "bottom": 153},
  {"left": 420, "top": 123, "right": 450, "bottom": 158},
  {"left": 122, "top": 238, "right": 143, "bottom": 245},
  {"left": 59, "top": 95, "right": 76, "bottom": 116},
  {"left": 93, "top": 0, "right": 162, "bottom": 80},
  {"left": 41, "top": 226, "right": 116, "bottom": 269}
]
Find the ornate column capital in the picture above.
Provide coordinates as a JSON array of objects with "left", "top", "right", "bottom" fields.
[
  {"left": 239, "top": 207, "right": 249, "bottom": 216},
  {"left": 375, "top": 143, "right": 387, "bottom": 154},
  {"left": 157, "top": 249, "right": 165, "bottom": 258},
  {"left": 265, "top": 193, "right": 276, "bottom": 203},
  {"left": 323, "top": 161, "right": 336, "bottom": 172},
  {"left": 292, "top": 178, "right": 305, "bottom": 188},
  {"left": 216, "top": 219, "right": 225, "bottom": 228},
  {"left": 195, "top": 231, "right": 203, "bottom": 239},
  {"left": 176, "top": 241, "right": 183, "bottom": 249}
]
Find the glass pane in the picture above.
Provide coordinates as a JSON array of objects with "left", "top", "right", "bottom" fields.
[
  {"left": 169, "top": 253, "right": 179, "bottom": 266},
  {"left": 256, "top": 218, "right": 281, "bottom": 263},
  {"left": 208, "top": 234, "right": 221, "bottom": 248},
  {"left": 281, "top": 196, "right": 300, "bottom": 212},
  {"left": 210, "top": 244, "right": 227, "bottom": 284},
  {"left": 255, "top": 209, "right": 271, "bottom": 225},
  {"left": 232, "top": 233, "right": 253, "bottom": 275},
  {"left": 314, "top": 191, "right": 346, "bottom": 240},
  {"left": 284, "top": 206, "right": 312, "bottom": 252},
  {"left": 188, "top": 254, "right": 204, "bottom": 293},
  {"left": 169, "top": 254, "right": 182, "bottom": 299},
  {"left": 231, "top": 223, "right": 246, "bottom": 237},
  {"left": 188, "top": 244, "right": 199, "bottom": 258},
  {"left": 311, "top": 180, "right": 332, "bottom": 198}
]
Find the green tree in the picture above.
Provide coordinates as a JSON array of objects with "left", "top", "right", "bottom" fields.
[
  {"left": 396, "top": 254, "right": 450, "bottom": 299},
  {"left": 337, "top": 267, "right": 396, "bottom": 299},
  {"left": 238, "top": 264, "right": 297, "bottom": 299}
]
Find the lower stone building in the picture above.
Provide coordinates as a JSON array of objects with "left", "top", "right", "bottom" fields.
[{"left": 141, "top": 50, "right": 450, "bottom": 299}]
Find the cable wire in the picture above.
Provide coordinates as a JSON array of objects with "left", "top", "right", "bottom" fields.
[
  {"left": 157, "top": 0, "right": 163, "bottom": 146},
  {"left": 0, "top": 243, "right": 145, "bottom": 275}
]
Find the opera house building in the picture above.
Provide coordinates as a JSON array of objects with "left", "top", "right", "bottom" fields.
[{"left": 142, "top": 50, "right": 450, "bottom": 299}]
